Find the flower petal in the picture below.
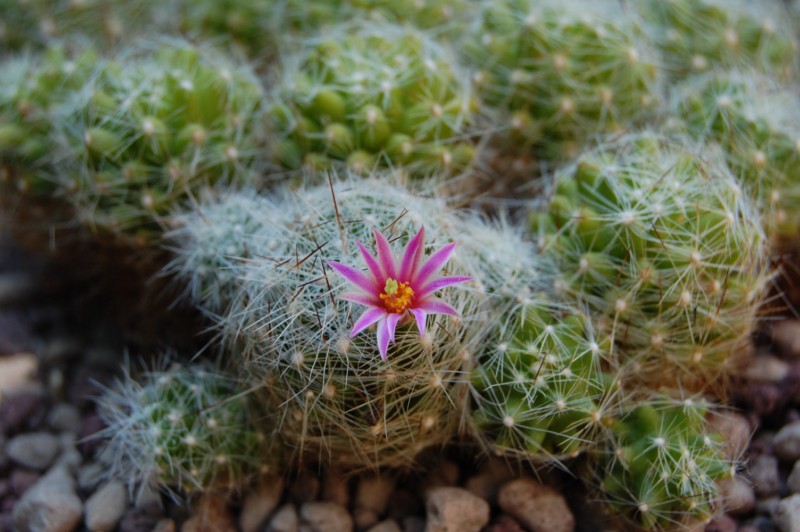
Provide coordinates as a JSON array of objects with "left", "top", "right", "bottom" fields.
[
  {"left": 377, "top": 314, "right": 402, "bottom": 361},
  {"left": 357, "top": 240, "right": 383, "bottom": 283},
  {"left": 400, "top": 226, "right": 425, "bottom": 281},
  {"left": 410, "top": 308, "right": 427, "bottom": 336},
  {"left": 350, "top": 307, "right": 388, "bottom": 338},
  {"left": 372, "top": 228, "right": 398, "bottom": 279},
  {"left": 417, "top": 275, "right": 472, "bottom": 298},
  {"left": 414, "top": 242, "right": 456, "bottom": 287},
  {"left": 339, "top": 292, "right": 381, "bottom": 307},
  {"left": 416, "top": 297, "right": 459, "bottom": 317},
  {"left": 328, "top": 261, "right": 377, "bottom": 293}
]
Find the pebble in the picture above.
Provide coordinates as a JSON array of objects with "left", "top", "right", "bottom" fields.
[
  {"left": 355, "top": 474, "right": 396, "bottom": 529},
  {"left": 425, "top": 487, "right": 490, "bottom": 532},
  {"left": 118, "top": 502, "right": 164, "bottom": 532},
  {"left": 85, "top": 480, "right": 127, "bottom": 531},
  {"left": 745, "top": 356, "right": 790, "bottom": 383},
  {"left": 497, "top": 478, "right": 575, "bottom": 532},
  {"left": 752, "top": 454, "right": 782, "bottom": 498},
  {"left": 775, "top": 422, "right": 800, "bottom": 462},
  {"left": 719, "top": 476, "right": 756, "bottom": 515},
  {"left": 77, "top": 461, "right": 107, "bottom": 492},
  {"left": 367, "top": 519, "right": 402, "bottom": 532},
  {"left": 772, "top": 321, "right": 800, "bottom": 358},
  {"left": 0, "top": 389, "right": 45, "bottom": 433},
  {"left": 5, "top": 432, "right": 61, "bottom": 470},
  {"left": 239, "top": 476, "right": 284, "bottom": 532},
  {"left": 12, "top": 465, "right": 83, "bottom": 532},
  {"left": 486, "top": 514, "right": 526, "bottom": 532},
  {"left": 790, "top": 462, "right": 800, "bottom": 495},
  {"left": 707, "top": 411, "right": 753, "bottom": 459},
  {"left": 705, "top": 513, "right": 737, "bottom": 532},
  {"left": 9, "top": 469, "right": 41, "bottom": 496},
  {"left": 266, "top": 503, "right": 298, "bottom": 532},
  {"left": 0, "top": 354, "right": 39, "bottom": 398},
  {"left": 182, "top": 495, "right": 236, "bottom": 532},
  {"left": 300, "top": 501, "right": 353, "bottom": 532},
  {"left": 47, "top": 403, "right": 82, "bottom": 435},
  {"left": 774, "top": 494, "right": 800, "bottom": 532}
]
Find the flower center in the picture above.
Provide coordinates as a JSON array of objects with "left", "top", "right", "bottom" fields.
[{"left": 380, "top": 278, "right": 415, "bottom": 314}]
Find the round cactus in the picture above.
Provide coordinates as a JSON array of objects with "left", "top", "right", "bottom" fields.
[
  {"left": 674, "top": 69, "right": 800, "bottom": 239},
  {"left": 96, "top": 362, "right": 270, "bottom": 496},
  {"left": 531, "top": 132, "right": 769, "bottom": 394},
  {"left": 60, "top": 38, "right": 268, "bottom": 243},
  {"left": 268, "top": 22, "right": 479, "bottom": 178},
  {"left": 470, "top": 297, "right": 619, "bottom": 461},
  {"left": 464, "top": 0, "right": 662, "bottom": 163},
  {"left": 636, "top": 0, "right": 798, "bottom": 81},
  {"left": 168, "top": 174, "right": 541, "bottom": 470},
  {"left": 592, "top": 394, "right": 736, "bottom": 530}
]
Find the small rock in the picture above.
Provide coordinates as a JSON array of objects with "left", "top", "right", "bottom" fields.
[
  {"left": 355, "top": 474, "right": 396, "bottom": 529},
  {"left": 0, "top": 353, "right": 39, "bottom": 397},
  {"left": 182, "top": 496, "right": 236, "bottom": 532},
  {"left": 48, "top": 403, "right": 82, "bottom": 435},
  {"left": 756, "top": 496, "right": 781, "bottom": 516},
  {"left": 134, "top": 483, "right": 163, "bottom": 509},
  {"left": 12, "top": 465, "right": 83, "bottom": 532},
  {"left": 425, "top": 487, "right": 490, "bottom": 532},
  {"left": 0, "top": 389, "right": 45, "bottom": 433},
  {"left": 719, "top": 476, "right": 756, "bottom": 515},
  {"left": 774, "top": 493, "right": 800, "bottom": 532},
  {"left": 299, "top": 501, "right": 353, "bottom": 532},
  {"left": 751, "top": 454, "right": 782, "bottom": 498},
  {"left": 486, "top": 514, "right": 526, "bottom": 532},
  {"left": 85, "top": 480, "right": 127, "bottom": 531},
  {"left": 9, "top": 469, "right": 40, "bottom": 496},
  {"left": 77, "top": 462, "right": 106, "bottom": 492},
  {"left": 704, "top": 513, "right": 737, "bottom": 532},
  {"left": 287, "top": 470, "right": 320, "bottom": 505},
  {"left": 775, "top": 422, "right": 800, "bottom": 462},
  {"left": 772, "top": 320, "right": 800, "bottom": 358},
  {"left": 707, "top": 411, "right": 752, "bottom": 459},
  {"left": 152, "top": 519, "right": 176, "bottom": 532},
  {"left": 322, "top": 469, "right": 350, "bottom": 507},
  {"left": 266, "top": 503, "right": 298, "bottom": 532},
  {"left": 497, "top": 479, "right": 574, "bottom": 532},
  {"left": 367, "top": 519, "right": 402, "bottom": 532},
  {"left": 118, "top": 502, "right": 164, "bottom": 532},
  {"left": 239, "top": 476, "right": 284, "bottom": 532},
  {"left": 790, "top": 462, "right": 800, "bottom": 495},
  {"left": 5, "top": 432, "right": 61, "bottom": 470},
  {"left": 745, "top": 356, "right": 790, "bottom": 383}
]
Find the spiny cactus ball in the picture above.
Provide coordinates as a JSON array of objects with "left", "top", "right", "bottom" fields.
[
  {"left": 63, "top": 39, "right": 267, "bottom": 242},
  {"left": 97, "top": 363, "right": 269, "bottom": 496},
  {"left": 471, "top": 297, "right": 619, "bottom": 461},
  {"left": 269, "top": 23, "right": 478, "bottom": 178},
  {"left": 465, "top": 0, "right": 661, "bottom": 163},
  {"left": 637, "top": 0, "right": 798, "bottom": 81},
  {"left": 594, "top": 395, "right": 735, "bottom": 530},
  {"left": 531, "top": 132, "right": 769, "bottom": 394},
  {"left": 169, "top": 174, "right": 541, "bottom": 470}
]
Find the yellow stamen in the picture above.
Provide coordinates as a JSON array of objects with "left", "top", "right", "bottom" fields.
[{"left": 380, "top": 278, "right": 414, "bottom": 314}]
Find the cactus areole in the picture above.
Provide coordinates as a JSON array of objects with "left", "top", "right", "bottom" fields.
[{"left": 328, "top": 226, "right": 471, "bottom": 360}]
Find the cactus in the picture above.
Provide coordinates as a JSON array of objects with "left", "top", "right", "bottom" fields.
[
  {"left": 470, "top": 297, "right": 620, "bottom": 461},
  {"left": 168, "top": 174, "right": 541, "bottom": 469},
  {"left": 593, "top": 395, "right": 735, "bottom": 530},
  {"left": 96, "top": 362, "right": 270, "bottom": 496},
  {"left": 531, "top": 132, "right": 769, "bottom": 393},
  {"left": 673, "top": 69, "right": 800, "bottom": 239},
  {"left": 464, "top": 0, "right": 661, "bottom": 164},
  {"left": 268, "top": 23, "right": 478, "bottom": 178},
  {"left": 61, "top": 38, "right": 267, "bottom": 243},
  {"left": 0, "top": 46, "right": 96, "bottom": 196},
  {"left": 636, "top": 0, "right": 798, "bottom": 82}
]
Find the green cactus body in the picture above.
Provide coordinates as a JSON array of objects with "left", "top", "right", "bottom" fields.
[
  {"left": 63, "top": 40, "right": 267, "bottom": 242},
  {"left": 269, "top": 23, "right": 478, "bottom": 177},
  {"left": 596, "top": 395, "right": 734, "bottom": 530},
  {"left": 532, "top": 133, "right": 768, "bottom": 393},
  {"left": 465, "top": 0, "right": 661, "bottom": 163},
  {"left": 97, "top": 363, "right": 269, "bottom": 495},
  {"left": 169, "top": 175, "right": 541, "bottom": 470},
  {"left": 674, "top": 70, "right": 800, "bottom": 239},
  {"left": 0, "top": 46, "right": 96, "bottom": 195},
  {"left": 637, "top": 0, "right": 798, "bottom": 81},
  {"left": 470, "top": 298, "right": 619, "bottom": 461}
]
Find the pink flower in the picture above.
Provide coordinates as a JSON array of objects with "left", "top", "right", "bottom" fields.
[{"left": 328, "top": 226, "right": 471, "bottom": 361}]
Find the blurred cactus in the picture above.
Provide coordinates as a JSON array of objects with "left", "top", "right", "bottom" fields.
[{"left": 268, "top": 23, "right": 478, "bottom": 178}]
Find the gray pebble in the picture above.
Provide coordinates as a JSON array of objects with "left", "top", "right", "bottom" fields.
[
  {"left": 239, "top": 476, "right": 284, "bottom": 532},
  {"left": 789, "top": 462, "right": 800, "bottom": 495},
  {"left": 77, "top": 462, "right": 106, "bottom": 492},
  {"left": 425, "top": 487, "right": 489, "bottom": 532},
  {"left": 719, "top": 476, "right": 756, "bottom": 515},
  {"left": 497, "top": 478, "right": 574, "bottom": 532},
  {"left": 772, "top": 320, "right": 800, "bottom": 358},
  {"left": 776, "top": 422, "right": 800, "bottom": 462},
  {"left": 12, "top": 465, "right": 83, "bottom": 532},
  {"left": 751, "top": 454, "right": 782, "bottom": 498},
  {"left": 6, "top": 432, "right": 61, "bottom": 470},
  {"left": 85, "top": 480, "right": 127, "bottom": 531},
  {"left": 300, "top": 501, "right": 352, "bottom": 532},
  {"left": 267, "top": 504, "right": 299, "bottom": 532},
  {"left": 775, "top": 493, "right": 800, "bottom": 532},
  {"left": 47, "top": 404, "right": 82, "bottom": 435},
  {"left": 355, "top": 475, "right": 396, "bottom": 529}
]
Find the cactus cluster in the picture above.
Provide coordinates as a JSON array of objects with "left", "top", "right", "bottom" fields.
[
  {"left": 97, "top": 363, "right": 268, "bottom": 496},
  {"left": 465, "top": 0, "right": 661, "bottom": 163},
  {"left": 269, "top": 24, "right": 478, "bottom": 177},
  {"left": 530, "top": 133, "right": 768, "bottom": 393}
]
